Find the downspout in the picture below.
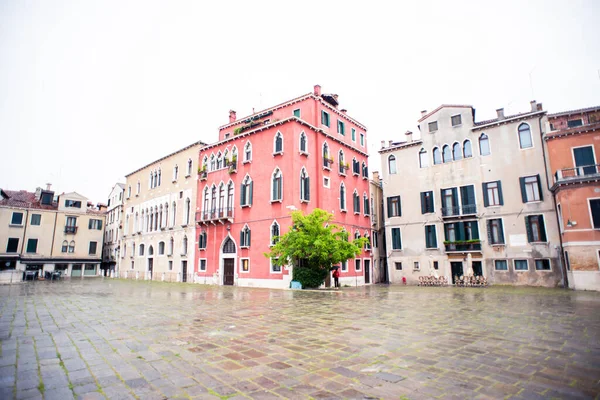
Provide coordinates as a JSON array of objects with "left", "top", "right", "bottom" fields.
[
  {"left": 20, "top": 209, "right": 29, "bottom": 262},
  {"left": 538, "top": 115, "right": 568, "bottom": 288},
  {"left": 50, "top": 211, "right": 58, "bottom": 257}
]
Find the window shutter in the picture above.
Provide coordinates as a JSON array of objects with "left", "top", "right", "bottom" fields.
[
  {"left": 539, "top": 216, "right": 547, "bottom": 242},
  {"left": 498, "top": 219, "right": 505, "bottom": 243},
  {"left": 240, "top": 183, "right": 245, "bottom": 205},
  {"left": 497, "top": 181, "right": 504, "bottom": 205},
  {"left": 471, "top": 221, "right": 479, "bottom": 239},
  {"left": 249, "top": 182, "right": 253, "bottom": 205},
  {"left": 421, "top": 192, "right": 426, "bottom": 214},
  {"left": 88, "top": 220, "right": 93, "bottom": 229},
  {"left": 457, "top": 222, "right": 465, "bottom": 241},
  {"left": 306, "top": 177, "right": 310, "bottom": 201},
  {"left": 240, "top": 230, "right": 244, "bottom": 246},
  {"left": 486, "top": 220, "right": 493, "bottom": 244},
  {"left": 519, "top": 177, "right": 527, "bottom": 203},
  {"left": 536, "top": 174, "right": 544, "bottom": 201},
  {"left": 452, "top": 188, "right": 459, "bottom": 208},
  {"left": 398, "top": 196, "right": 402, "bottom": 217},
  {"left": 525, "top": 216, "right": 533, "bottom": 242},
  {"left": 248, "top": 229, "right": 251, "bottom": 246},
  {"left": 398, "top": 229, "right": 402, "bottom": 249},
  {"left": 432, "top": 227, "right": 437, "bottom": 248},
  {"left": 387, "top": 197, "right": 392, "bottom": 218},
  {"left": 98, "top": 220, "right": 102, "bottom": 230},
  {"left": 424, "top": 226, "right": 430, "bottom": 248},
  {"left": 482, "top": 183, "right": 489, "bottom": 207},
  {"left": 272, "top": 179, "right": 277, "bottom": 200}
]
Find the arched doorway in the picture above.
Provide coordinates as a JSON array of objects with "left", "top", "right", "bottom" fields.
[
  {"left": 221, "top": 237, "right": 236, "bottom": 285},
  {"left": 147, "top": 245, "right": 154, "bottom": 279}
]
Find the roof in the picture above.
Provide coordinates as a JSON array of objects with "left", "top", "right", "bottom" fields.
[
  {"left": 473, "top": 110, "right": 545, "bottom": 129},
  {"left": 125, "top": 140, "right": 207, "bottom": 177},
  {"left": 545, "top": 121, "right": 600, "bottom": 140},
  {"left": 0, "top": 190, "right": 57, "bottom": 211},
  {"left": 418, "top": 105, "right": 473, "bottom": 123},
  {"left": 116, "top": 183, "right": 126, "bottom": 189},
  {"left": 378, "top": 139, "right": 424, "bottom": 154},
  {"left": 548, "top": 105, "right": 600, "bottom": 119}
]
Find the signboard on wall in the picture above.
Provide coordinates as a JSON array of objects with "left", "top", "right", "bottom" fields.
[{"left": 510, "top": 234, "right": 527, "bottom": 247}]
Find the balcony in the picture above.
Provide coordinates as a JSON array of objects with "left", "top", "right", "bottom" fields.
[
  {"left": 554, "top": 164, "right": 600, "bottom": 185},
  {"left": 444, "top": 241, "right": 482, "bottom": 252},
  {"left": 227, "top": 160, "right": 237, "bottom": 174},
  {"left": 441, "top": 204, "right": 477, "bottom": 218},
  {"left": 196, "top": 207, "right": 234, "bottom": 224},
  {"left": 64, "top": 226, "right": 78, "bottom": 234}
]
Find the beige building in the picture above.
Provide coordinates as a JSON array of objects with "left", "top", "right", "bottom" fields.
[
  {"left": 370, "top": 171, "right": 387, "bottom": 283},
  {"left": 0, "top": 185, "right": 106, "bottom": 280},
  {"left": 121, "top": 141, "right": 205, "bottom": 282},
  {"left": 380, "top": 102, "right": 563, "bottom": 286},
  {"left": 102, "top": 183, "right": 125, "bottom": 276}
]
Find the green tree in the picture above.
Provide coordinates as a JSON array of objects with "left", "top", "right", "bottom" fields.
[{"left": 264, "top": 208, "right": 368, "bottom": 288}]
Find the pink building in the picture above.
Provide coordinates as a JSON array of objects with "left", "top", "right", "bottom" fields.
[{"left": 194, "top": 86, "right": 373, "bottom": 288}]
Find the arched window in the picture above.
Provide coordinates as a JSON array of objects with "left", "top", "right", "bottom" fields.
[
  {"left": 240, "top": 225, "right": 251, "bottom": 247},
  {"left": 362, "top": 162, "right": 368, "bottom": 178},
  {"left": 198, "top": 231, "right": 207, "bottom": 250},
  {"left": 244, "top": 142, "right": 252, "bottom": 162},
  {"left": 270, "top": 221, "right": 280, "bottom": 245},
  {"left": 274, "top": 132, "right": 283, "bottom": 154},
  {"left": 61, "top": 240, "right": 68, "bottom": 253},
  {"left": 171, "top": 201, "right": 177, "bottom": 227},
  {"left": 203, "top": 187, "right": 209, "bottom": 218},
  {"left": 136, "top": 180, "right": 140, "bottom": 194},
  {"left": 354, "top": 231, "right": 361, "bottom": 240},
  {"left": 518, "top": 123, "right": 532, "bottom": 149},
  {"left": 169, "top": 237, "right": 174, "bottom": 256},
  {"left": 159, "top": 205, "right": 163, "bottom": 229},
  {"left": 227, "top": 181, "right": 234, "bottom": 214},
  {"left": 164, "top": 203, "right": 168, "bottom": 228},
  {"left": 223, "top": 237, "right": 236, "bottom": 253},
  {"left": 479, "top": 133, "right": 490, "bottom": 156},
  {"left": 185, "top": 198, "right": 191, "bottom": 225},
  {"left": 158, "top": 242, "right": 165, "bottom": 255},
  {"left": 148, "top": 246, "right": 154, "bottom": 256},
  {"left": 353, "top": 190, "right": 360, "bottom": 213},
  {"left": 218, "top": 183, "right": 225, "bottom": 216},
  {"left": 241, "top": 175, "right": 253, "bottom": 206},
  {"left": 452, "top": 142, "right": 462, "bottom": 161},
  {"left": 173, "top": 165, "right": 178, "bottom": 181},
  {"left": 388, "top": 155, "right": 397, "bottom": 174},
  {"left": 210, "top": 154, "right": 216, "bottom": 170},
  {"left": 216, "top": 152, "right": 223, "bottom": 169},
  {"left": 182, "top": 236, "right": 188, "bottom": 255},
  {"left": 139, "top": 244, "right": 145, "bottom": 256},
  {"left": 299, "top": 132, "right": 307, "bottom": 153},
  {"left": 323, "top": 142, "right": 330, "bottom": 168},
  {"left": 300, "top": 168, "right": 310, "bottom": 202},
  {"left": 187, "top": 158, "right": 193, "bottom": 176},
  {"left": 149, "top": 171, "right": 154, "bottom": 189},
  {"left": 141, "top": 210, "right": 145, "bottom": 232},
  {"left": 134, "top": 212, "right": 139, "bottom": 232},
  {"left": 352, "top": 157, "right": 360, "bottom": 175},
  {"left": 340, "top": 182, "right": 346, "bottom": 210},
  {"left": 271, "top": 168, "right": 283, "bottom": 201},
  {"left": 433, "top": 147, "right": 442, "bottom": 165},
  {"left": 463, "top": 140, "right": 472, "bottom": 158},
  {"left": 419, "top": 148, "right": 428, "bottom": 168},
  {"left": 125, "top": 215, "right": 130, "bottom": 234},
  {"left": 157, "top": 169, "right": 161, "bottom": 186},
  {"left": 132, "top": 243, "right": 135, "bottom": 257},
  {"left": 338, "top": 150, "right": 346, "bottom": 174},
  {"left": 442, "top": 145, "right": 452, "bottom": 163},
  {"left": 364, "top": 232, "right": 371, "bottom": 250},
  {"left": 363, "top": 193, "right": 370, "bottom": 215},
  {"left": 69, "top": 241, "right": 76, "bottom": 253},
  {"left": 202, "top": 156, "right": 208, "bottom": 171},
  {"left": 210, "top": 185, "right": 217, "bottom": 218}
]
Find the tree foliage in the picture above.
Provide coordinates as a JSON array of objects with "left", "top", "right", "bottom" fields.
[{"left": 264, "top": 208, "right": 368, "bottom": 288}]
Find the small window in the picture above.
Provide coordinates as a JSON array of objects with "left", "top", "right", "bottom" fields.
[
  {"left": 419, "top": 148, "right": 428, "bottom": 168},
  {"left": 355, "top": 259, "right": 362, "bottom": 271},
  {"left": 11, "top": 212, "right": 24, "bottom": 225},
  {"left": 451, "top": 114, "right": 462, "bottom": 126},
  {"left": 535, "top": 259, "right": 551, "bottom": 271},
  {"left": 433, "top": 147, "right": 442, "bottom": 165},
  {"left": 514, "top": 260, "right": 528, "bottom": 271},
  {"left": 494, "top": 260, "right": 508, "bottom": 271},
  {"left": 323, "top": 176, "right": 330, "bottom": 188},
  {"left": 337, "top": 120, "right": 345, "bottom": 135},
  {"left": 518, "top": 123, "right": 533, "bottom": 149},
  {"left": 240, "top": 258, "right": 249, "bottom": 272},
  {"left": 26, "top": 239, "right": 38, "bottom": 253},
  {"left": 158, "top": 242, "right": 165, "bottom": 255},
  {"left": 391, "top": 227, "right": 402, "bottom": 250},
  {"left": 321, "top": 110, "right": 330, "bottom": 127},
  {"left": 244, "top": 142, "right": 252, "bottom": 162},
  {"left": 351, "top": 128, "right": 356, "bottom": 142},
  {"left": 360, "top": 133, "right": 365, "bottom": 146},
  {"left": 199, "top": 259, "right": 207, "bottom": 271},
  {"left": 168, "top": 261, "right": 173, "bottom": 271},
  {"left": 341, "top": 260, "right": 348, "bottom": 272},
  {"left": 293, "top": 109, "right": 301, "bottom": 118},
  {"left": 65, "top": 200, "right": 82, "bottom": 208},
  {"left": 421, "top": 191, "right": 434, "bottom": 214},
  {"left": 274, "top": 132, "right": 283, "bottom": 154},
  {"left": 41, "top": 193, "right": 53, "bottom": 205},
  {"left": 271, "top": 257, "right": 281, "bottom": 273},
  {"left": 299, "top": 132, "right": 307, "bottom": 153},
  {"left": 30, "top": 214, "right": 41, "bottom": 226},
  {"left": 61, "top": 240, "right": 68, "bottom": 253},
  {"left": 433, "top": 261, "right": 439, "bottom": 270},
  {"left": 139, "top": 244, "right": 145, "bottom": 256},
  {"left": 395, "top": 262, "right": 402, "bottom": 270},
  {"left": 413, "top": 261, "right": 420, "bottom": 270},
  {"left": 428, "top": 121, "right": 438, "bottom": 132},
  {"left": 479, "top": 134, "right": 490, "bottom": 156},
  {"left": 463, "top": 140, "right": 472, "bottom": 158},
  {"left": 198, "top": 232, "right": 207, "bottom": 250},
  {"left": 388, "top": 155, "right": 397, "bottom": 174},
  {"left": 567, "top": 119, "right": 583, "bottom": 128},
  {"left": 68, "top": 241, "right": 75, "bottom": 253},
  {"left": 89, "top": 241, "right": 97, "bottom": 255}
]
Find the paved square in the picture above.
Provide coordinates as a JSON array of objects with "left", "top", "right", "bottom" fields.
[{"left": 1, "top": 280, "right": 600, "bottom": 399}]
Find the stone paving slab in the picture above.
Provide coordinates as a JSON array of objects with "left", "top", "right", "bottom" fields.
[{"left": 1, "top": 279, "right": 600, "bottom": 399}]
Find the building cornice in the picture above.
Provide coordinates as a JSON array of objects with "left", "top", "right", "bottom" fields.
[
  {"left": 471, "top": 110, "right": 545, "bottom": 131},
  {"left": 544, "top": 122, "right": 600, "bottom": 141},
  {"left": 125, "top": 141, "right": 206, "bottom": 178},
  {"left": 378, "top": 140, "right": 423, "bottom": 154}
]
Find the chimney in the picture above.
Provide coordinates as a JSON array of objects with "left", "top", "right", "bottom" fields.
[
  {"left": 97, "top": 203, "right": 107, "bottom": 212},
  {"left": 314, "top": 84, "right": 321, "bottom": 96},
  {"left": 381, "top": 140, "right": 385, "bottom": 148},
  {"left": 341, "top": 109, "right": 347, "bottom": 114},
  {"left": 372, "top": 171, "right": 380, "bottom": 183},
  {"left": 229, "top": 110, "right": 236, "bottom": 123},
  {"left": 34, "top": 187, "right": 42, "bottom": 201},
  {"left": 421, "top": 110, "right": 428, "bottom": 117},
  {"left": 405, "top": 130, "right": 413, "bottom": 142},
  {"left": 388, "top": 140, "right": 393, "bottom": 147},
  {"left": 496, "top": 108, "right": 505, "bottom": 120},
  {"left": 46, "top": 183, "right": 52, "bottom": 191},
  {"left": 536, "top": 103, "right": 543, "bottom": 111},
  {"left": 530, "top": 100, "right": 537, "bottom": 112}
]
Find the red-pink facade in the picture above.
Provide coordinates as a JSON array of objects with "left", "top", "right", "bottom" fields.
[{"left": 194, "top": 86, "right": 373, "bottom": 288}]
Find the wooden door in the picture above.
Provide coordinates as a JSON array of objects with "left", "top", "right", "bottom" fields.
[
  {"left": 364, "top": 260, "right": 371, "bottom": 284},
  {"left": 451, "top": 262, "right": 463, "bottom": 284},
  {"left": 223, "top": 259, "right": 234, "bottom": 285},
  {"left": 181, "top": 261, "right": 187, "bottom": 282}
]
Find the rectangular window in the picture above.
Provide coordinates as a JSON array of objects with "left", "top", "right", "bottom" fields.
[
  {"left": 30, "top": 214, "right": 41, "bottom": 226},
  {"left": 337, "top": 120, "right": 345, "bottom": 135},
  {"left": 293, "top": 109, "right": 301, "bottom": 118},
  {"left": 425, "top": 225, "right": 437, "bottom": 248},
  {"left": 65, "top": 200, "right": 82, "bottom": 208},
  {"left": 360, "top": 133, "right": 365, "bottom": 146},
  {"left": 525, "top": 215, "right": 547, "bottom": 242},
  {"left": 413, "top": 261, "right": 420, "bottom": 270},
  {"left": 395, "top": 262, "right": 402, "bottom": 270},
  {"left": 89, "top": 241, "right": 97, "bottom": 255},
  {"left": 590, "top": 199, "right": 600, "bottom": 229},
  {"left": 520, "top": 175, "right": 543, "bottom": 202},
  {"left": 323, "top": 177, "right": 330, "bottom": 188},
  {"left": 451, "top": 114, "right": 462, "bottom": 126},
  {"left": 433, "top": 261, "right": 439, "bottom": 270},
  {"left": 355, "top": 259, "right": 361, "bottom": 271},
  {"left": 351, "top": 128, "right": 356, "bottom": 142},
  {"left": 321, "top": 111, "right": 330, "bottom": 127},
  {"left": 391, "top": 228, "right": 402, "bottom": 250},
  {"left": 239, "top": 258, "right": 248, "bottom": 272},
  {"left": 387, "top": 196, "right": 401, "bottom": 217},
  {"left": 88, "top": 219, "right": 103, "bottom": 230},
  {"left": 341, "top": 260, "right": 347, "bottom": 272},
  {"left": 460, "top": 185, "right": 476, "bottom": 214},
  {"left": 420, "top": 191, "right": 434, "bottom": 214},
  {"left": 567, "top": 119, "right": 583, "bottom": 128},
  {"left": 168, "top": 261, "right": 173, "bottom": 271},
  {"left": 514, "top": 259, "right": 528, "bottom": 271},
  {"left": 483, "top": 181, "right": 503, "bottom": 206},
  {"left": 6, "top": 238, "right": 19, "bottom": 253},
  {"left": 487, "top": 219, "right": 505, "bottom": 245},
  {"left": 26, "top": 239, "right": 38, "bottom": 253},
  {"left": 271, "top": 257, "right": 281, "bottom": 273},
  {"left": 494, "top": 260, "right": 508, "bottom": 271},
  {"left": 199, "top": 259, "right": 207, "bottom": 271},
  {"left": 373, "top": 232, "right": 378, "bottom": 248},
  {"left": 11, "top": 212, "right": 23, "bottom": 225},
  {"left": 535, "top": 259, "right": 551, "bottom": 271},
  {"left": 441, "top": 187, "right": 459, "bottom": 216},
  {"left": 41, "top": 193, "right": 53, "bottom": 205},
  {"left": 428, "top": 121, "right": 438, "bottom": 132}
]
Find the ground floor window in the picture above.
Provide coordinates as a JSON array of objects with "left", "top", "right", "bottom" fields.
[
  {"left": 84, "top": 264, "right": 97, "bottom": 276},
  {"left": 271, "top": 257, "right": 281, "bottom": 273},
  {"left": 355, "top": 259, "right": 361, "bottom": 271},
  {"left": 341, "top": 260, "right": 347, "bottom": 272},
  {"left": 535, "top": 259, "right": 551, "bottom": 271},
  {"left": 514, "top": 259, "right": 528, "bottom": 271},
  {"left": 240, "top": 258, "right": 248, "bottom": 273},
  {"left": 413, "top": 261, "right": 420, "bottom": 270},
  {"left": 168, "top": 261, "right": 173, "bottom": 271},
  {"left": 433, "top": 261, "right": 439, "bottom": 270},
  {"left": 494, "top": 260, "right": 508, "bottom": 271},
  {"left": 55, "top": 264, "right": 68, "bottom": 272},
  {"left": 72, "top": 264, "right": 83, "bottom": 277},
  {"left": 395, "top": 262, "right": 402, "bottom": 270}
]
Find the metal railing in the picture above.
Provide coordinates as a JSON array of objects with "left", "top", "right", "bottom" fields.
[
  {"left": 444, "top": 242, "right": 482, "bottom": 252},
  {"left": 196, "top": 207, "right": 234, "bottom": 223},
  {"left": 555, "top": 164, "right": 600, "bottom": 183},
  {"left": 64, "top": 226, "right": 78, "bottom": 234},
  {"left": 441, "top": 204, "right": 477, "bottom": 217}
]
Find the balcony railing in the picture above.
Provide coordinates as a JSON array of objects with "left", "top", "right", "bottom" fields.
[
  {"left": 554, "top": 164, "right": 600, "bottom": 183},
  {"left": 444, "top": 241, "right": 482, "bottom": 252},
  {"left": 64, "top": 226, "right": 78, "bottom": 234},
  {"left": 441, "top": 204, "right": 477, "bottom": 217},
  {"left": 196, "top": 207, "right": 234, "bottom": 223}
]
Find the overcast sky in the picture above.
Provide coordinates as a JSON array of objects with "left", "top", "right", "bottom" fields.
[{"left": 1, "top": 0, "right": 599, "bottom": 203}]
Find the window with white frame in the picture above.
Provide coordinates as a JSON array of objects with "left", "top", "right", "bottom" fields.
[
  {"left": 525, "top": 215, "right": 547, "bottom": 242},
  {"left": 388, "top": 155, "right": 397, "bottom": 174},
  {"left": 321, "top": 110, "right": 330, "bottom": 127},
  {"left": 428, "top": 121, "right": 438, "bottom": 132},
  {"left": 198, "top": 232, "right": 207, "bottom": 250},
  {"left": 514, "top": 259, "right": 528, "bottom": 271},
  {"left": 337, "top": 119, "right": 345, "bottom": 135},
  {"left": 199, "top": 259, "right": 207, "bottom": 271},
  {"left": 293, "top": 108, "right": 301, "bottom": 118},
  {"left": 363, "top": 193, "right": 369, "bottom": 215},
  {"left": 463, "top": 140, "right": 472, "bottom": 158},
  {"left": 274, "top": 132, "right": 283, "bottom": 154},
  {"left": 535, "top": 259, "right": 551, "bottom": 271},
  {"left": 487, "top": 219, "right": 505, "bottom": 245},
  {"left": 139, "top": 244, "right": 145, "bottom": 256},
  {"left": 419, "top": 148, "right": 428, "bottom": 168},
  {"left": 182, "top": 236, "right": 188, "bottom": 255},
  {"left": 433, "top": 147, "right": 442, "bottom": 165},
  {"left": 158, "top": 241, "right": 165, "bottom": 255},
  {"left": 451, "top": 114, "right": 462, "bottom": 126},
  {"left": 518, "top": 123, "right": 533, "bottom": 149},
  {"left": 270, "top": 221, "right": 280, "bottom": 246},
  {"left": 240, "top": 225, "right": 251, "bottom": 248},
  {"left": 338, "top": 150, "right": 346, "bottom": 174},
  {"left": 589, "top": 199, "right": 600, "bottom": 229},
  {"left": 136, "top": 180, "right": 140, "bottom": 194},
  {"left": 453, "top": 142, "right": 462, "bottom": 161},
  {"left": 351, "top": 128, "right": 356, "bottom": 142},
  {"left": 217, "top": 152, "right": 223, "bottom": 169},
  {"left": 271, "top": 257, "right": 282, "bottom": 273},
  {"left": 360, "top": 133, "right": 365, "bottom": 146},
  {"left": 339, "top": 183, "right": 346, "bottom": 211},
  {"left": 240, "top": 258, "right": 249, "bottom": 272},
  {"left": 271, "top": 168, "right": 283, "bottom": 202},
  {"left": 323, "top": 176, "right": 330, "bottom": 188},
  {"left": 323, "top": 142, "right": 330, "bottom": 168},
  {"left": 299, "top": 132, "right": 307, "bottom": 154},
  {"left": 173, "top": 165, "right": 179, "bottom": 181},
  {"left": 442, "top": 145, "right": 452, "bottom": 163},
  {"left": 483, "top": 181, "right": 503, "bottom": 206},
  {"left": 353, "top": 190, "right": 360, "bottom": 214},
  {"left": 494, "top": 260, "right": 508, "bottom": 271},
  {"left": 210, "top": 154, "right": 216, "bottom": 170},
  {"left": 414, "top": 261, "right": 420, "bottom": 270},
  {"left": 479, "top": 133, "right": 490, "bottom": 156},
  {"left": 355, "top": 259, "right": 361, "bottom": 271},
  {"left": 300, "top": 168, "right": 310, "bottom": 202},
  {"left": 520, "top": 175, "right": 542, "bottom": 202},
  {"left": 241, "top": 176, "right": 253, "bottom": 206}
]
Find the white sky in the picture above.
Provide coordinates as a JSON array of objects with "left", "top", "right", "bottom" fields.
[{"left": 1, "top": 0, "right": 599, "bottom": 203}]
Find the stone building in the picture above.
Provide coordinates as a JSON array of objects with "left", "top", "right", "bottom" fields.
[
  {"left": 545, "top": 105, "right": 600, "bottom": 290},
  {"left": 370, "top": 171, "right": 387, "bottom": 283},
  {"left": 379, "top": 102, "right": 563, "bottom": 286},
  {"left": 0, "top": 185, "right": 106, "bottom": 280},
  {"left": 102, "top": 183, "right": 125, "bottom": 276}
]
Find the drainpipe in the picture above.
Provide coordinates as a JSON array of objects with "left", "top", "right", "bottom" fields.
[
  {"left": 20, "top": 210, "right": 30, "bottom": 270},
  {"left": 538, "top": 115, "right": 568, "bottom": 288}
]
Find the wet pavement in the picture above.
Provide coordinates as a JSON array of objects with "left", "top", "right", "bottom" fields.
[{"left": 0, "top": 279, "right": 599, "bottom": 400}]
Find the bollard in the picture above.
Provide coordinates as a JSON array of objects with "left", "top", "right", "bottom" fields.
[{"left": 161, "top": 272, "right": 165, "bottom": 282}]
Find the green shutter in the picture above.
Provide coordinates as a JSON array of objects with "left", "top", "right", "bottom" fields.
[
  {"left": 240, "top": 183, "right": 245, "bottom": 205},
  {"left": 249, "top": 182, "right": 253, "bottom": 205},
  {"left": 486, "top": 220, "right": 493, "bottom": 244},
  {"left": 387, "top": 197, "right": 392, "bottom": 218},
  {"left": 240, "top": 230, "right": 244, "bottom": 246},
  {"left": 498, "top": 219, "right": 505, "bottom": 243},
  {"left": 482, "top": 183, "right": 489, "bottom": 207},
  {"left": 497, "top": 181, "right": 504, "bottom": 205},
  {"left": 398, "top": 196, "right": 402, "bottom": 217},
  {"left": 457, "top": 222, "right": 465, "bottom": 241},
  {"left": 248, "top": 229, "right": 251, "bottom": 246},
  {"left": 88, "top": 220, "right": 93, "bottom": 229},
  {"left": 537, "top": 174, "right": 544, "bottom": 201},
  {"left": 98, "top": 220, "right": 102, "bottom": 230},
  {"left": 519, "top": 177, "right": 527, "bottom": 203},
  {"left": 306, "top": 177, "right": 310, "bottom": 201},
  {"left": 432, "top": 226, "right": 437, "bottom": 248},
  {"left": 421, "top": 192, "right": 426, "bottom": 214},
  {"left": 525, "top": 216, "right": 533, "bottom": 242},
  {"left": 452, "top": 188, "right": 459, "bottom": 208},
  {"left": 539, "top": 216, "right": 547, "bottom": 242},
  {"left": 471, "top": 221, "right": 479, "bottom": 239}
]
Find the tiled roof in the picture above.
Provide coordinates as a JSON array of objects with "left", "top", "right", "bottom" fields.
[
  {"left": 473, "top": 110, "right": 544, "bottom": 127},
  {"left": 548, "top": 105, "right": 600, "bottom": 118},
  {"left": 545, "top": 121, "right": 600, "bottom": 139},
  {"left": 0, "top": 190, "right": 57, "bottom": 210},
  {"left": 418, "top": 105, "right": 473, "bottom": 123}
]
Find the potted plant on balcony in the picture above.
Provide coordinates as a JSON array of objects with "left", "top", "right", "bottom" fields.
[
  {"left": 233, "top": 127, "right": 243, "bottom": 136},
  {"left": 198, "top": 165, "right": 207, "bottom": 180}
]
